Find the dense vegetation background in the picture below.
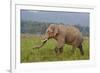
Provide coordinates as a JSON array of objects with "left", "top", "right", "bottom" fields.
[{"left": 21, "top": 20, "right": 89, "bottom": 36}]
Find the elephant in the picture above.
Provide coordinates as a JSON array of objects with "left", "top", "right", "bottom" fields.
[{"left": 33, "top": 24, "right": 84, "bottom": 55}]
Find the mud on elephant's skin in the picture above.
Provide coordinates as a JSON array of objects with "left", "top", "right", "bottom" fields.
[{"left": 33, "top": 24, "right": 84, "bottom": 55}]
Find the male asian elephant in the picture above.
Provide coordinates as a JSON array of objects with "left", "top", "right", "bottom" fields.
[{"left": 33, "top": 24, "right": 84, "bottom": 55}]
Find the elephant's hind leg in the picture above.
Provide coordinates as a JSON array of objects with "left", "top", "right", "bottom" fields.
[
  {"left": 78, "top": 44, "right": 84, "bottom": 55},
  {"left": 59, "top": 46, "right": 63, "bottom": 54}
]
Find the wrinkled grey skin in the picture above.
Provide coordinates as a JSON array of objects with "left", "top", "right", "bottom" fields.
[{"left": 33, "top": 24, "right": 84, "bottom": 55}]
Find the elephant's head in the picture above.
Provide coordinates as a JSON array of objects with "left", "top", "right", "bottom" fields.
[
  {"left": 33, "top": 24, "right": 59, "bottom": 49},
  {"left": 43, "top": 24, "right": 58, "bottom": 41}
]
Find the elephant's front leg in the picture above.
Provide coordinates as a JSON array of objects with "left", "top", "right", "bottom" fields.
[
  {"left": 54, "top": 47, "right": 63, "bottom": 54},
  {"left": 54, "top": 47, "right": 59, "bottom": 54},
  {"left": 59, "top": 47, "right": 63, "bottom": 53},
  {"left": 54, "top": 38, "right": 64, "bottom": 54}
]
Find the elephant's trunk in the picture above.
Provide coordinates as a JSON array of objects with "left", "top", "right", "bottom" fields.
[{"left": 32, "top": 36, "right": 48, "bottom": 49}]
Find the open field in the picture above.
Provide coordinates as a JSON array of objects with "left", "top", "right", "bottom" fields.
[{"left": 21, "top": 34, "right": 89, "bottom": 63}]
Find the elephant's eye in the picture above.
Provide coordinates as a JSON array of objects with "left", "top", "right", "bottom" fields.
[{"left": 47, "top": 29, "right": 53, "bottom": 33}]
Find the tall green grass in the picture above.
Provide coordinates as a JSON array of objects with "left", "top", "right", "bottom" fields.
[{"left": 21, "top": 34, "right": 89, "bottom": 63}]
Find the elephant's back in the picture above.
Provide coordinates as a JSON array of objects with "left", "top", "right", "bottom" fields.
[
  {"left": 57, "top": 25, "right": 82, "bottom": 37},
  {"left": 66, "top": 25, "right": 81, "bottom": 35},
  {"left": 65, "top": 25, "right": 83, "bottom": 44}
]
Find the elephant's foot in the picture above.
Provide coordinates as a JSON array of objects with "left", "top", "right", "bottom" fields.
[
  {"left": 78, "top": 44, "right": 84, "bottom": 56},
  {"left": 54, "top": 47, "right": 63, "bottom": 55}
]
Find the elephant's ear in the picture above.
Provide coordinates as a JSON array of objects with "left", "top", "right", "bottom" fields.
[{"left": 54, "top": 25, "right": 59, "bottom": 36}]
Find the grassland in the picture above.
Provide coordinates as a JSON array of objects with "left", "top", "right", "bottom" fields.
[{"left": 21, "top": 34, "right": 89, "bottom": 63}]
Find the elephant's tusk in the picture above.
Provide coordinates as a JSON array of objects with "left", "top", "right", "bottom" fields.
[{"left": 42, "top": 39, "right": 48, "bottom": 43}]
